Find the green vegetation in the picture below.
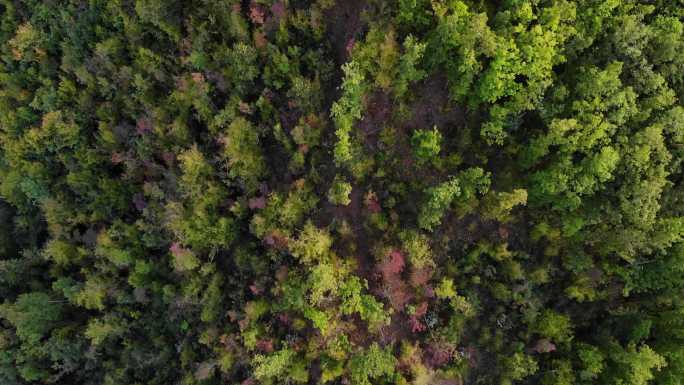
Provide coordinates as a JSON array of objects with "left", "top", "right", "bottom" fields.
[{"left": 0, "top": 1, "right": 683, "bottom": 385}]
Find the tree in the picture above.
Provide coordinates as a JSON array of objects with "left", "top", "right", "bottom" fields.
[
  {"left": 0, "top": 2, "right": 683, "bottom": 385},
  {"left": 85, "top": 315, "right": 125, "bottom": 346},
  {"left": 411, "top": 126, "right": 442, "bottom": 164},
  {"left": 577, "top": 343, "right": 605, "bottom": 381},
  {"left": 290, "top": 221, "right": 332, "bottom": 265},
  {"left": 533, "top": 310, "right": 574, "bottom": 344},
  {"left": 0, "top": 292, "right": 62, "bottom": 344},
  {"left": 399, "top": 230, "right": 433, "bottom": 268},
  {"left": 253, "top": 349, "right": 297, "bottom": 383},
  {"left": 482, "top": 189, "right": 528, "bottom": 222},
  {"left": 349, "top": 343, "right": 396, "bottom": 385},
  {"left": 418, "top": 177, "right": 460, "bottom": 231},
  {"left": 332, "top": 61, "right": 366, "bottom": 166},
  {"left": 541, "top": 359, "right": 575, "bottom": 385},
  {"left": 328, "top": 175, "right": 352, "bottom": 206},
  {"left": 339, "top": 276, "right": 390, "bottom": 330},
  {"left": 135, "top": 0, "right": 181, "bottom": 41},
  {"left": 603, "top": 343, "right": 667, "bottom": 385},
  {"left": 500, "top": 352, "right": 538, "bottom": 385},
  {"left": 395, "top": 36, "right": 427, "bottom": 97},
  {"left": 222, "top": 117, "right": 267, "bottom": 190}
]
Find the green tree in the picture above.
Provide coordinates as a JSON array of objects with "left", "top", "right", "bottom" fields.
[
  {"left": 332, "top": 61, "right": 366, "bottom": 166},
  {"left": 501, "top": 352, "right": 538, "bottom": 385},
  {"left": 290, "top": 221, "right": 333, "bottom": 265},
  {"left": 222, "top": 117, "right": 267, "bottom": 190},
  {"left": 602, "top": 343, "right": 667, "bottom": 385},
  {"left": 418, "top": 177, "right": 460, "bottom": 231},
  {"left": 349, "top": 343, "right": 397, "bottom": 385},
  {"left": 533, "top": 310, "right": 574, "bottom": 344},
  {"left": 328, "top": 175, "right": 352, "bottom": 206},
  {"left": 0, "top": 292, "right": 62, "bottom": 344},
  {"left": 411, "top": 126, "right": 442, "bottom": 164},
  {"left": 482, "top": 189, "right": 528, "bottom": 222}
]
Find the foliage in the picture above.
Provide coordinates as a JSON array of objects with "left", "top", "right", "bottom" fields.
[
  {"left": 349, "top": 343, "right": 397, "bottom": 385},
  {"left": 482, "top": 189, "right": 528, "bottom": 222},
  {"left": 411, "top": 126, "right": 442, "bottom": 164},
  {"left": 533, "top": 310, "right": 574, "bottom": 344},
  {"left": 501, "top": 352, "right": 538, "bottom": 384},
  {"left": 399, "top": 230, "right": 433, "bottom": 269},
  {"left": 328, "top": 175, "right": 352, "bottom": 206},
  {"left": 0, "top": 2, "right": 682, "bottom": 385},
  {"left": 253, "top": 349, "right": 297, "bottom": 383},
  {"left": 0, "top": 292, "right": 61, "bottom": 344},
  {"left": 222, "top": 117, "right": 267, "bottom": 190},
  {"left": 290, "top": 221, "right": 333, "bottom": 265},
  {"left": 418, "top": 177, "right": 460, "bottom": 231},
  {"left": 332, "top": 61, "right": 366, "bottom": 166}
]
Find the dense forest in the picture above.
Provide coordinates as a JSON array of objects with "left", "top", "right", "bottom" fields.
[{"left": 0, "top": 0, "right": 683, "bottom": 384}]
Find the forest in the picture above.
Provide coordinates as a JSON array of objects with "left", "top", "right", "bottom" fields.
[{"left": 0, "top": 0, "right": 683, "bottom": 384}]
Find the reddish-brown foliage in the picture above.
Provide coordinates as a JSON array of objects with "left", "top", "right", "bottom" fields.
[
  {"left": 256, "top": 339, "right": 274, "bottom": 353},
  {"left": 169, "top": 242, "right": 188, "bottom": 257},
  {"left": 264, "top": 230, "right": 289, "bottom": 249},
  {"left": 409, "top": 316, "right": 425, "bottom": 333},
  {"left": 498, "top": 226, "right": 510, "bottom": 239},
  {"left": 248, "top": 196, "right": 267, "bottom": 210},
  {"left": 227, "top": 311, "right": 239, "bottom": 322},
  {"left": 364, "top": 191, "right": 381, "bottom": 213},
  {"left": 111, "top": 152, "right": 125, "bottom": 164},
  {"left": 345, "top": 38, "right": 355, "bottom": 55},
  {"left": 386, "top": 282, "right": 412, "bottom": 311},
  {"left": 532, "top": 339, "right": 556, "bottom": 353},
  {"left": 424, "top": 342, "right": 456, "bottom": 367},
  {"left": 277, "top": 313, "right": 290, "bottom": 325},
  {"left": 275, "top": 266, "right": 289, "bottom": 282},
  {"left": 133, "top": 193, "right": 147, "bottom": 211},
  {"left": 249, "top": 283, "right": 263, "bottom": 295},
  {"left": 408, "top": 302, "right": 429, "bottom": 333},
  {"left": 191, "top": 72, "right": 205, "bottom": 84},
  {"left": 271, "top": 2, "right": 286, "bottom": 20},
  {"left": 249, "top": 3, "right": 265, "bottom": 24},
  {"left": 410, "top": 267, "right": 432, "bottom": 288},
  {"left": 162, "top": 151, "right": 175, "bottom": 166},
  {"left": 414, "top": 302, "right": 428, "bottom": 317},
  {"left": 425, "top": 285, "right": 436, "bottom": 297},
  {"left": 377, "top": 250, "right": 412, "bottom": 310},
  {"left": 379, "top": 250, "right": 405, "bottom": 278},
  {"left": 254, "top": 31, "right": 267, "bottom": 49},
  {"left": 136, "top": 116, "right": 153, "bottom": 135}
]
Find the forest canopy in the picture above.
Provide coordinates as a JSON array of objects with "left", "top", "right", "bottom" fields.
[{"left": 1, "top": 1, "right": 684, "bottom": 385}]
